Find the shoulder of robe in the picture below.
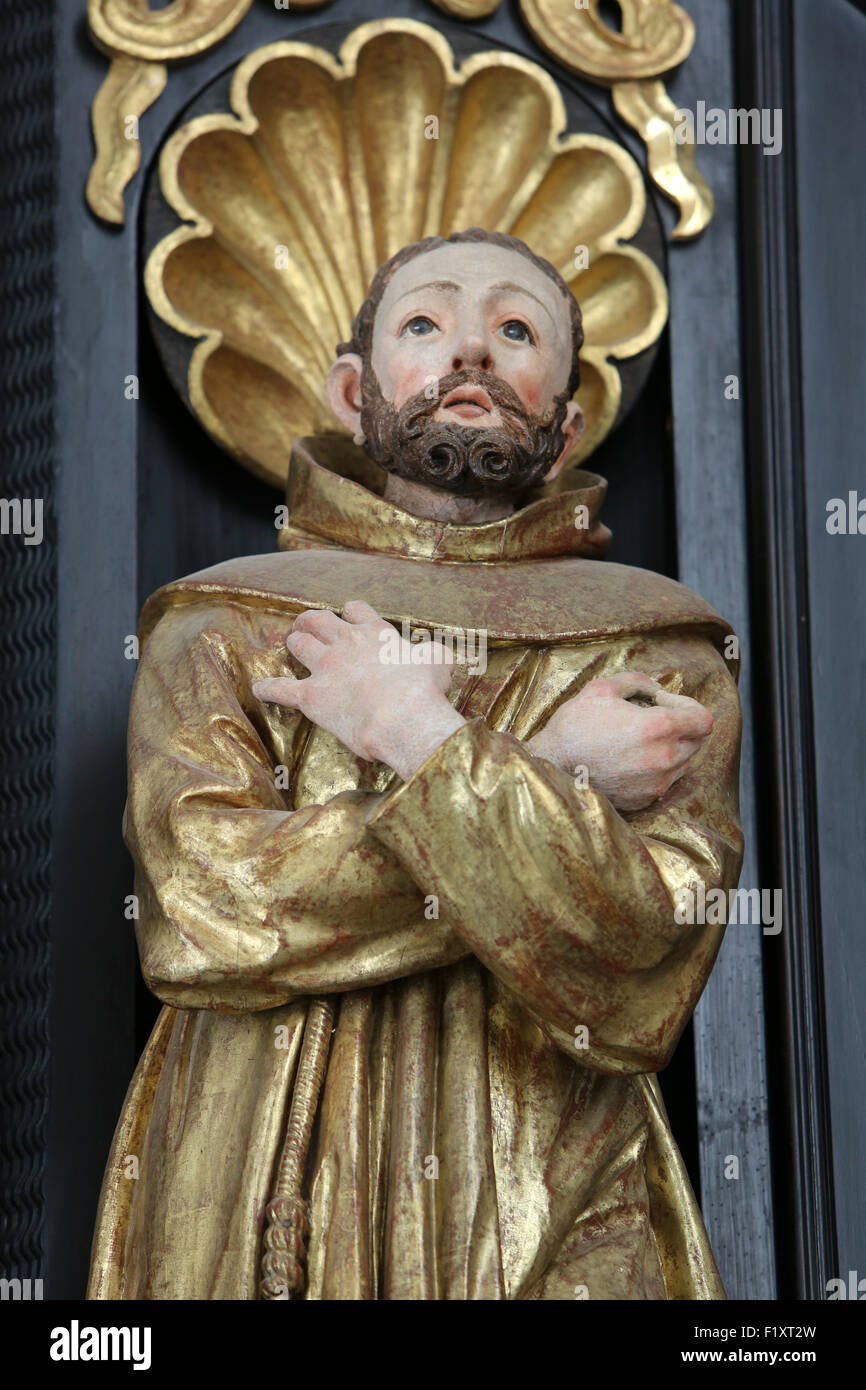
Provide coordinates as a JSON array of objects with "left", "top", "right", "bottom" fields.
[{"left": 139, "top": 549, "right": 737, "bottom": 665}]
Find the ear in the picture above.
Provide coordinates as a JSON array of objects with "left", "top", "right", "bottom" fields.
[
  {"left": 326, "top": 353, "right": 365, "bottom": 443},
  {"left": 542, "top": 401, "right": 585, "bottom": 483}
]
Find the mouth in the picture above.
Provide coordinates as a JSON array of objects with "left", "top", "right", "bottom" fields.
[{"left": 439, "top": 385, "right": 493, "bottom": 420}]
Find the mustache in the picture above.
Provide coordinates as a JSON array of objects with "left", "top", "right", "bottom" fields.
[
  {"left": 399, "top": 369, "right": 537, "bottom": 433},
  {"left": 359, "top": 364, "right": 571, "bottom": 497}
]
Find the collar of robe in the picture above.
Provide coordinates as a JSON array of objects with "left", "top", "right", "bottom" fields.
[{"left": 276, "top": 434, "right": 612, "bottom": 565}]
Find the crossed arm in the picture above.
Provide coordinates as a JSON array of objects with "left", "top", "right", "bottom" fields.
[
  {"left": 253, "top": 600, "right": 715, "bottom": 811},
  {"left": 126, "top": 598, "right": 741, "bottom": 1073}
]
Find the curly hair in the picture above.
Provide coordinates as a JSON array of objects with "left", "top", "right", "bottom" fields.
[{"left": 336, "top": 227, "right": 584, "bottom": 399}]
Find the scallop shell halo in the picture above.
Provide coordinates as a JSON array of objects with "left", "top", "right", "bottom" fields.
[{"left": 144, "top": 18, "right": 668, "bottom": 490}]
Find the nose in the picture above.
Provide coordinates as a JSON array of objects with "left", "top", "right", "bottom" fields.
[{"left": 451, "top": 329, "right": 492, "bottom": 373}]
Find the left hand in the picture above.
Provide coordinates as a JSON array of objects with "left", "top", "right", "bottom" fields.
[
  {"left": 526, "top": 671, "right": 712, "bottom": 812},
  {"left": 253, "top": 601, "right": 466, "bottom": 782}
]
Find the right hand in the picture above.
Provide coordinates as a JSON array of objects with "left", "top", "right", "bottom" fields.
[
  {"left": 253, "top": 601, "right": 463, "bottom": 782},
  {"left": 526, "top": 671, "right": 713, "bottom": 813}
]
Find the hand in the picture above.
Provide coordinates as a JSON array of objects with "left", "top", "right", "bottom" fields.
[
  {"left": 526, "top": 671, "right": 713, "bottom": 813},
  {"left": 252, "top": 601, "right": 466, "bottom": 782}
]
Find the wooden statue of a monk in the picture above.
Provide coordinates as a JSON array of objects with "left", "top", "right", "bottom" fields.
[{"left": 88, "top": 228, "right": 742, "bottom": 1301}]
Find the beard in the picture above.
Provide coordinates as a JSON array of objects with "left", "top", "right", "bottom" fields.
[{"left": 358, "top": 363, "right": 572, "bottom": 497}]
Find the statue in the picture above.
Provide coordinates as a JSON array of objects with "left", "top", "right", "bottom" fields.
[{"left": 87, "top": 227, "right": 742, "bottom": 1300}]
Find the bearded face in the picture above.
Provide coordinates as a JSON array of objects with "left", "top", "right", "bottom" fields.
[{"left": 359, "top": 363, "right": 573, "bottom": 498}]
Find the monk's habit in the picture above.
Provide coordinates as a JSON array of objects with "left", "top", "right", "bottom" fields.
[{"left": 88, "top": 437, "right": 742, "bottom": 1300}]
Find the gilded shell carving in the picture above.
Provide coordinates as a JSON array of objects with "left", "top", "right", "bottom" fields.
[{"left": 144, "top": 18, "right": 668, "bottom": 489}]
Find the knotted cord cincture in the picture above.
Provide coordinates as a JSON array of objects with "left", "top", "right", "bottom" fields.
[{"left": 259, "top": 996, "right": 336, "bottom": 1300}]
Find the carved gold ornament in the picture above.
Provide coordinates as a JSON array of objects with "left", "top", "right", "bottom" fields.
[
  {"left": 88, "top": 0, "right": 255, "bottom": 61},
  {"left": 520, "top": 0, "right": 713, "bottom": 238},
  {"left": 86, "top": 1, "right": 711, "bottom": 236},
  {"left": 520, "top": 0, "right": 695, "bottom": 81},
  {"left": 86, "top": 0, "right": 253, "bottom": 224},
  {"left": 429, "top": 0, "right": 503, "bottom": 18},
  {"left": 87, "top": 54, "right": 168, "bottom": 225},
  {"left": 144, "top": 19, "right": 668, "bottom": 489},
  {"left": 85, "top": 0, "right": 336, "bottom": 224}
]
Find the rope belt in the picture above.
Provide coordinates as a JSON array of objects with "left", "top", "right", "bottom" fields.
[{"left": 259, "top": 997, "right": 336, "bottom": 1300}]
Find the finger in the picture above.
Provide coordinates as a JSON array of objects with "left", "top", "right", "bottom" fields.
[
  {"left": 341, "top": 599, "right": 384, "bottom": 626},
  {"left": 654, "top": 690, "right": 714, "bottom": 738},
  {"left": 649, "top": 762, "right": 691, "bottom": 803},
  {"left": 671, "top": 737, "right": 706, "bottom": 762},
  {"left": 286, "top": 630, "right": 326, "bottom": 668},
  {"left": 581, "top": 671, "right": 662, "bottom": 701},
  {"left": 668, "top": 751, "right": 706, "bottom": 788},
  {"left": 253, "top": 677, "right": 304, "bottom": 709},
  {"left": 293, "top": 609, "right": 349, "bottom": 644},
  {"left": 659, "top": 739, "right": 706, "bottom": 777}
]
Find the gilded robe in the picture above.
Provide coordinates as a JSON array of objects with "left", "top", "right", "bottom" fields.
[{"left": 88, "top": 437, "right": 742, "bottom": 1300}]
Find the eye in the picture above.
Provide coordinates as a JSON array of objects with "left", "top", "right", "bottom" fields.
[
  {"left": 499, "top": 319, "right": 534, "bottom": 344},
  {"left": 401, "top": 315, "right": 439, "bottom": 337}
]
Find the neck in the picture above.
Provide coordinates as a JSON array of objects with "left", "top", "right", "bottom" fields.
[{"left": 382, "top": 473, "right": 515, "bottom": 523}]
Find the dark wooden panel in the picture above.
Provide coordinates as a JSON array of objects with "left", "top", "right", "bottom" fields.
[
  {"left": 665, "top": 0, "right": 777, "bottom": 1300},
  {"left": 47, "top": 5, "right": 140, "bottom": 1298},
  {"left": 793, "top": 0, "right": 866, "bottom": 1291},
  {"left": 735, "top": 0, "right": 840, "bottom": 1299}
]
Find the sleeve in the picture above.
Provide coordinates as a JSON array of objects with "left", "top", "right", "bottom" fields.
[
  {"left": 125, "top": 600, "right": 470, "bottom": 1012},
  {"left": 365, "top": 628, "right": 744, "bottom": 1075}
]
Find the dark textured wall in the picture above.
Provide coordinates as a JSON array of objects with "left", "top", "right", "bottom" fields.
[{"left": 0, "top": 0, "right": 56, "bottom": 1285}]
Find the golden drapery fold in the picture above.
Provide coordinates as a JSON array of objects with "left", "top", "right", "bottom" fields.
[{"left": 87, "top": 439, "right": 740, "bottom": 1300}]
